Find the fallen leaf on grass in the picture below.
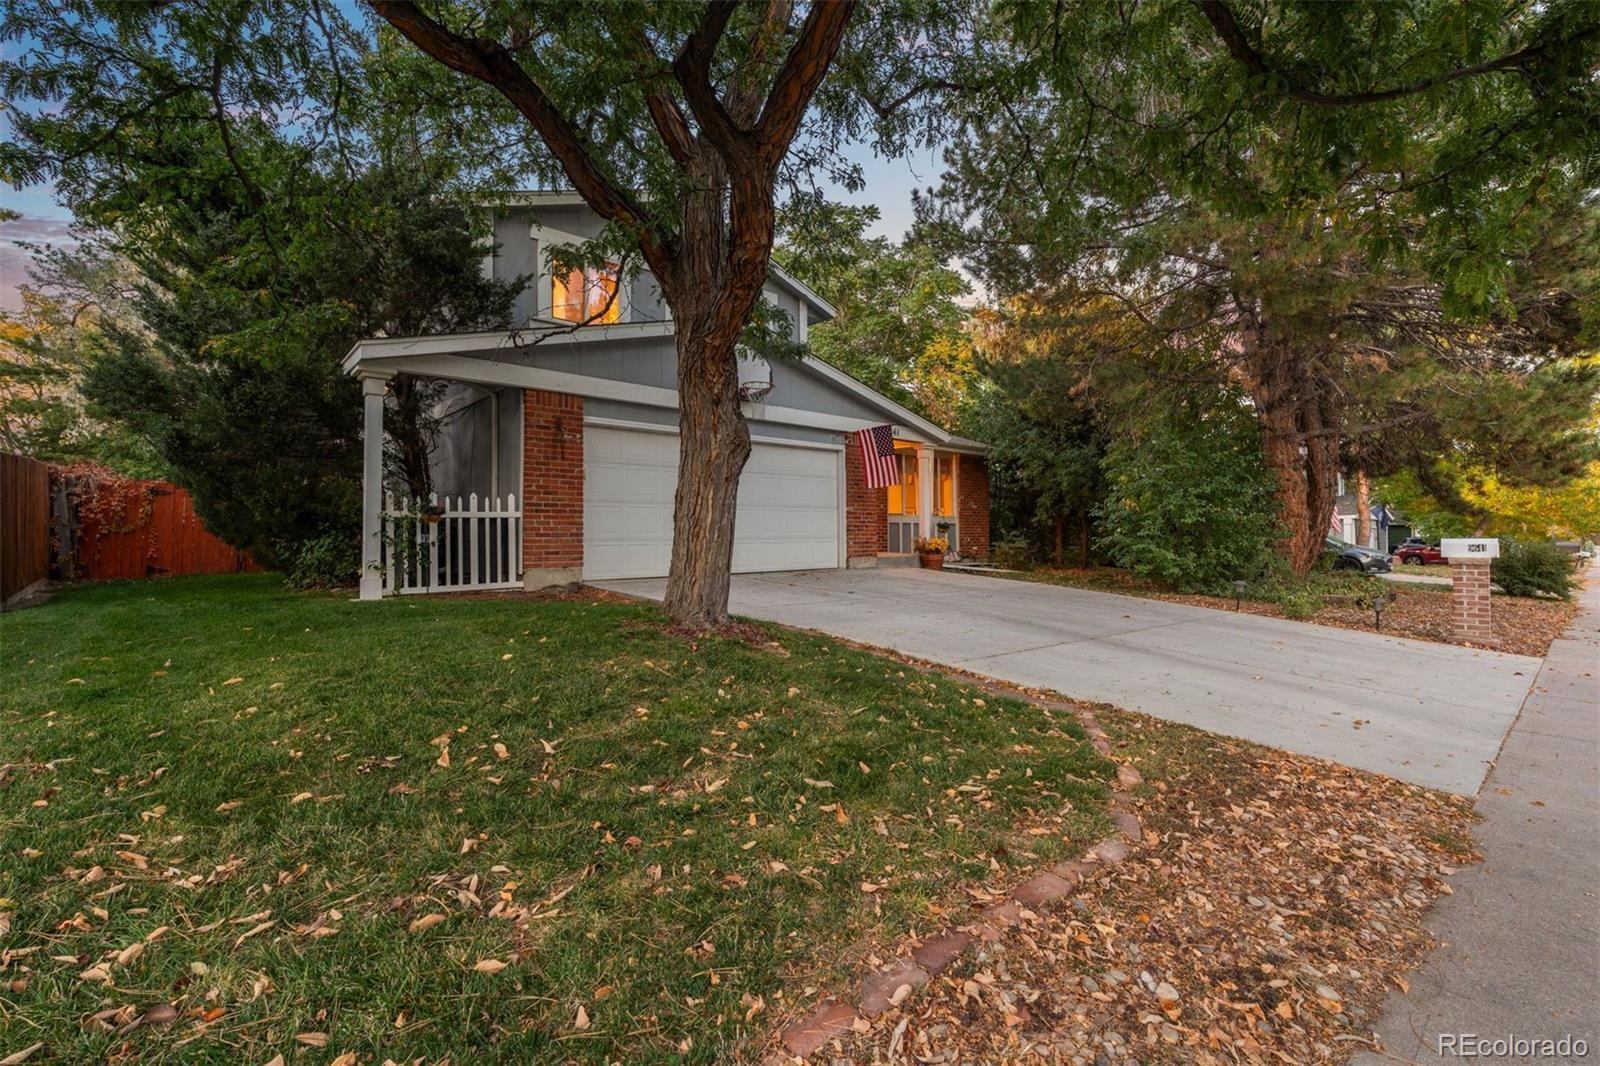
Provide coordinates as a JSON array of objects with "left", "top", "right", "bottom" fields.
[
  {"left": 215, "top": 800, "right": 242, "bottom": 812},
  {"left": 408, "top": 914, "right": 445, "bottom": 934},
  {"left": 574, "top": 1005, "right": 591, "bottom": 1030},
  {"left": 234, "top": 920, "right": 275, "bottom": 947},
  {"left": 222, "top": 677, "right": 243, "bottom": 686},
  {"left": 1, "top": 1042, "right": 45, "bottom": 1064},
  {"left": 295, "top": 1032, "right": 328, "bottom": 1048},
  {"left": 330, "top": 1054, "right": 357, "bottom": 1066},
  {"left": 493, "top": 742, "right": 509, "bottom": 760},
  {"left": 114, "top": 942, "right": 143, "bottom": 967},
  {"left": 472, "top": 958, "right": 509, "bottom": 974},
  {"left": 289, "top": 792, "right": 313, "bottom": 805},
  {"left": 142, "top": 1003, "right": 178, "bottom": 1026}
]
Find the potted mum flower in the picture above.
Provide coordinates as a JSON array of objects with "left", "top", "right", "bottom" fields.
[{"left": 914, "top": 535, "right": 950, "bottom": 569}]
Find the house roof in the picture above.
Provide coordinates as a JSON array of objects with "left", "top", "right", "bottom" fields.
[{"left": 344, "top": 324, "right": 983, "bottom": 451}]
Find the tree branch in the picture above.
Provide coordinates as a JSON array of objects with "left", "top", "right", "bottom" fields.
[
  {"left": 367, "top": 0, "right": 671, "bottom": 268},
  {"left": 1194, "top": 0, "right": 1600, "bottom": 107},
  {"left": 672, "top": 1, "right": 749, "bottom": 164},
  {"left": 754, "top": 0, "right": 856, "bottom": 169}
]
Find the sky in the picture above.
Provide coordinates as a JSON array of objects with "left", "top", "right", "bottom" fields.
[{"left": 0, "top": 135, "right": 945, "bottom": 314}]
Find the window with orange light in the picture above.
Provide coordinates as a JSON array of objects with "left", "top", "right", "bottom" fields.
[
  {"left": 885, "top": 450, "right": 919, "bottom": 515},
  {"left": 936, "top": 454, "right": 955, "bottom": 514},
  {"left": 551, "top": 263, "right": 621, "bottom": 324}
]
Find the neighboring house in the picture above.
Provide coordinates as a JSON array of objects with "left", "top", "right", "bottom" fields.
[
  {"left": 344, "top": 191, "right": 989, "bottom": 599},
  {"left": 1330, "top": 472, "right": 1408, "bottom": 552}
]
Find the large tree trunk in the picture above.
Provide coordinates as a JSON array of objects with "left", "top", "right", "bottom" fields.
[
  {"left": 1354, "top": 469, "right": 1371, "bottom": 548},
  {"left": 1239, "top": 319, "right": 1342, "bottom": 574},
  {"left": 657, "top": 172, "right": 769, "bottom": 628},
  {"left": 662, "top": 310, "right": 753, "bottom": 627}
]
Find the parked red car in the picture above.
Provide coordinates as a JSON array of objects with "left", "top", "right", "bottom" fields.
[{"left": 1392, "top": 540, "right": 1445, "bottom": 565}]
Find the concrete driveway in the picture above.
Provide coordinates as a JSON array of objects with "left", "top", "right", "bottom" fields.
[{"left": 598, "top": 568, "right": 1541, "bottom": 795}]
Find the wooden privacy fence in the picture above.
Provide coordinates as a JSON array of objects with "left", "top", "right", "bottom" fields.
[
  {"left": 70, "top": 473, "right": 258, "bottom": 582},
  {"left": 2, "top": 453, "right": 52, "bottom": 606},
  {"left": 1, "top": 458, "right": 257, "bottom": 605},
  {"left": 382, "top": 493, "right": 522, "bottom": 595}
]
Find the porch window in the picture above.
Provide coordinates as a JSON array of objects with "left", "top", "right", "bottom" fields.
[
  {"left": 552, "top": 264, "right": 621, "bottom": 324},
  {"left": 885, "top": 450, "right": 919, "bottom": 515},
  {"left": 935, "top": 454, "right": 955, "bottom": 515}
]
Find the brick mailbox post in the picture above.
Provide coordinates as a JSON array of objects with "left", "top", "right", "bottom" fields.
[{"left": 1441, "top": 538, "right": 1500, "bottom": 645}]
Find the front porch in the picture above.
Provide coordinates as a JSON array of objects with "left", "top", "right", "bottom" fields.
[
  {"left": 873, "top": 442, "right": 990, "bottom": 562},
  {"left": 357, "top": 370, "right": 529, "bottom": 599}
]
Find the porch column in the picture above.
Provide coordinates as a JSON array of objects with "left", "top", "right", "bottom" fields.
[
  {"left": 918, "top": 447, "right": 935, "bottom": 539},
  {"left": 358, "top": 371, "right": 392, "bottom": 601}
]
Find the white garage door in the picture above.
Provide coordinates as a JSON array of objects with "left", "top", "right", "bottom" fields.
[{"left": 582, "top": 424, "right": 840, "bottom": 580}]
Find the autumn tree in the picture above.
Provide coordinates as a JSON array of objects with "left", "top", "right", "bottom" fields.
[
  {"left": 931, "top": 0, "right": 1600, "bottom": 573},
  {"left": 776, "top": 198, "right": 978, "bottom": 426}
]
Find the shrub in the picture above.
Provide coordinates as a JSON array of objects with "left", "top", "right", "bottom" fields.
[
  {"left": 283, "top": 531, "right": 359, "bottom": 590},
  {"left": 990, "top": 536, "right": 1034, "bottom": 571},
  {"left": 1492, "top": 540, "right": 1576, "bottom": 599},
  {"left": 1094, "top": 404, "right": 1278, "bottom": 593},
  {"left": 1274, "top": 588, "right": 1320, "bottom": 619}
]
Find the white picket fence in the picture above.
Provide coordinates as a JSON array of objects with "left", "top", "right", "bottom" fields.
[{"left": 382, "top": 493, "right": 521, "bottom": 595}]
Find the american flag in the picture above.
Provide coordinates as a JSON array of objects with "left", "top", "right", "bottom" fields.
[{"left": 855, "top": 425, "right": 899, "bottom": 489}]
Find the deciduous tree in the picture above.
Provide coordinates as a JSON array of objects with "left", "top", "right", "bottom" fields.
[{"left": 931, "top": 0, "right": 1600, "bottom": 573}]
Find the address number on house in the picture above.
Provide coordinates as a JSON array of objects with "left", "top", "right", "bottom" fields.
[{"left": 1440, "top": 538, "right": 1500, "bottom": 559}]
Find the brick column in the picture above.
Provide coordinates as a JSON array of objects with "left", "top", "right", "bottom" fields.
[
  {"left": 521, "top": 389, "right": 583, "bottom": 589},
  {"left": 956, "top": 455, "right": 990, "bottom": 559},
  {"left": 1449, "top": 558, "right": 1495, "bottom": 645},
  {"left": 844, "top": 434, "right": 887, "bottom": 568}
]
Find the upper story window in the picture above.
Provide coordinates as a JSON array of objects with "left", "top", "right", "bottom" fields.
[{"left": 552, "top": 264, "right": 621, "bottom": 324}]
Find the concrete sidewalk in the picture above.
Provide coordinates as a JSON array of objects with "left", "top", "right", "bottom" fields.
[
  {"left": 1354, "top": 576, "right": 1599, "bottom": 1065},
  {"left": 599, "top": 568, "right": 1540, "bottom": 794}
]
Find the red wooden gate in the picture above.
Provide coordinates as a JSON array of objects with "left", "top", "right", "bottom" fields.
[{"left": 75, "top": 479, "right": 258, "bottom": 581}]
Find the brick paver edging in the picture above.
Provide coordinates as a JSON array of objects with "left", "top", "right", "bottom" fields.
[{"left": 770, "top": 646, "right": 1149, "bottom": 1061}]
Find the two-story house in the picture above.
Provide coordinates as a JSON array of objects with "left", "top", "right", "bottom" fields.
[{"left": 343, "top": 191, "right": 989, "bottom": 597}]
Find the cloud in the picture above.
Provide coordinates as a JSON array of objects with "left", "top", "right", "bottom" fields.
[{"left": 1, "top": 214, "right": 77, "bottom": 244}]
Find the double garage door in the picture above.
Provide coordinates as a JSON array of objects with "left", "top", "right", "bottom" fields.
[{"left": 583, "top": 424, "right": 841, "bottom": 580}]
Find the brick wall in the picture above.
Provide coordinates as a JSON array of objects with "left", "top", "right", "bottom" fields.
[
  {"left": 1449, "top": 558, "right": 1496, "bottom": 644},
  {"left": 957, "top": 454, "right": 991, "bottom": 558},
  {"left": 845, "top": 434, "right": 887, "bottom": 561},
  {"left": 522, "top": 390, "right": 584, "bottom": 573}
]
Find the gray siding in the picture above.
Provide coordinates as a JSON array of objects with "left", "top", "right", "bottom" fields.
[
  {"left": 459, "top": 336, "right": 880, "bottom": 425},
  {"left": 491, "top": 212, "right": 540, "bottom": 327},
  {"left": 586, "top": 397, "right": 837, "bottom": 446},
  {"left": 767, "top": 357, "right": 882, "bottom": 421}
]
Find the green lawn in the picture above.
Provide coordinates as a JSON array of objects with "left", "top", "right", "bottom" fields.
[{"left": 0, "top": 575, "right": 1113, "bottom": 1064}]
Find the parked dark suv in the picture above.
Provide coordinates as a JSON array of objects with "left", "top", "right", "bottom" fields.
[{"left": 1324, "top": 536, "right": 1393, "bottom": 574}]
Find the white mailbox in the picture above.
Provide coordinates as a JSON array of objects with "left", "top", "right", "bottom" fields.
[{"left": 1441, "top": 538, "right": 1500, "bottom": 559}]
